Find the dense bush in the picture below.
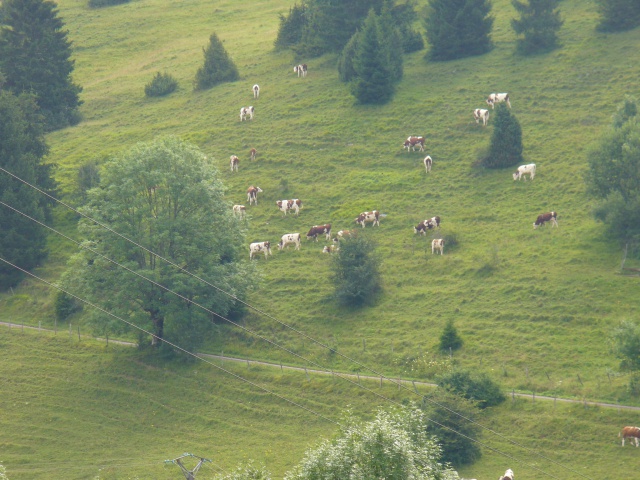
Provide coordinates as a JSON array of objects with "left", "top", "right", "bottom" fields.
[
  {"left": 144, "top": 71, "right": 178, "bottom": 97},
  {"left": 596, "top": 0, "right": 640, "bottom": 32},
  {"left": 481, "top": 104, "right": 523, "bottom": 169},
  {"left": 88, "top": 0, "right": 130, "bottom": 7},
  {"left": 54, "top": 291, "right": 81, "bottom": 321},
  {"left": 76, "top": 161, "right": 101, "bottom": 203},
  {"left": 437, "top": 369, "right": 506, "bottom": 409}
]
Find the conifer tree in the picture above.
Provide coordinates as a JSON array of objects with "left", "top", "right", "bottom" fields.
[
  {"left": 274, "top": 3, "right": 307, "bottom": 50},
  {"left": 337, "top": 30, "right": 360, "bottom": 83},
  {"left": 0, "top": 0, "right": 83, "bottom": 130},
  {"left": 511, "top": 0, "right": 563, "bottom": 55},
  {"left": 595, "top": 0, "right": 640, "bottom": 32},
  {"left": 424, "top": 0, "right": 494, "bottom": 61},
  {"left": 194, "top": 33, "right": 239, "bottom": 91},
  {"left": 331, "top": 234, "right": 381, "bottom": 306},
  {"left": 378, "top": 1, "right": 403, "bottom": 82},
  {"left": 439, "top": 319, "right": 463, "bottom": 352},
  {"left": 482, "top": 104, "right": 523, "bottom": 169}
]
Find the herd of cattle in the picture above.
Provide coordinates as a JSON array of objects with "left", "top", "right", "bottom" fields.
[{"left": 231, "top": 82, "right": 557, "bottom": 260}]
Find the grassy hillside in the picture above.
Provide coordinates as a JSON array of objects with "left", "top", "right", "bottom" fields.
[{"left": 2, "top": 0, "right": 640, "bottom": 477}]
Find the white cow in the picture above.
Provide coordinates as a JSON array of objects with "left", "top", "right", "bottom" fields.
[
  {"left": 513, "top": 163, "right": 536, "bottom": 181},
  {"left": 247, "top": 186, "right": 263, "bottom": 205},
  {"left": 499, "top": 468, "right": 514, "bottom": 480},
  {"left": 249, "top": 241, "right": 271, "bottom": 259},
  {"left": 240, "top": 106, "right": 254, "bottom": 121},
  {"left": 486, "top": 93, "right": 511, "bottom": 109},
  {"left": 230, "top": 155, "right": 239, "bottom": 172},
  {"left": 423, "top": 155, "right": 433, "bottom": 173},
  {"left": 473, "top": 108, "right": 489, "bottom": 126},
  {"left": 355, "top": 210, "right": 380, "bottom": 228},
  {"left": 253, "top": 84, "right": 260, "bottom": 99},
  {"left": 432, "top": 238, "right": 444, "bottom": 255},
  {"left": 232, "top": 205, "right": 246, "bottom": 218},
  {"left": 278, "top": 233, "right": 301, "bottom": 251}
]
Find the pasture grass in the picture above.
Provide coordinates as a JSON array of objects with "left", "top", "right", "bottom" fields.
[{"left": 1, "top": 0, "right": 640, "bottom": 476}]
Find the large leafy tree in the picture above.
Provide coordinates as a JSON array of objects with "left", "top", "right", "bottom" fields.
[
  {"left": 424, "top": 0, "right": 494, "bottom": 61},
  {"left": 481, "top": 104, "right": 523, "bottom": 169},
  {"left": 595, "top": 0, "right": 640, "bottom": 32},
  {"left": 511, "top": 0, "right": 563, "bottom": 55},
  {"left": 0, "top": 90, "right": 56, "bottom": 289},
  {"left": 194, "top": 33, "right": 239, "bottom": 90},
  {"left": 63, "top": 137, "right": 256, "bottom": 351},
  {"left": 0, "top": 0, "right": 82, "bottom": 130}
]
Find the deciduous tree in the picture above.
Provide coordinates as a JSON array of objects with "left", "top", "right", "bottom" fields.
[{"left": 511, "top": 0, "right": 563, "bottom": 55}]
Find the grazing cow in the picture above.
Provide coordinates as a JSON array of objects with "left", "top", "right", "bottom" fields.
[
  {"left": 486, "top": 93, "right": 511, "bottom": 109},
  {"left": 426, "top": 216, "right": 441, "bottom": 228},
  {"left": 240, "top": 106, "right": 254, "bottom": 121},
  {"left": 247, "top": 185, "right": 263, "bottom": 205},
  {"left": 432, "top": 238, "right": 444, "bottom": 255},
  {"left": 253, "top": 84, "right": 260, "bottom": 99},
  {"left": 249, "top": 241, "right": 271, "bottom": 259},
  {"left": 513, "top": 163, "right": 536, "bottom": 181},
  {"left": 473, "top": 108, "right": 490, "bottom": 126},
  {"left": 355, "top": 210, "right": 380, "bottom": 228},
  {"left": 294, "top": 64, "right": 308, "bottom": 77},
  {"left": 499, "top": 468, "right": 514, "bottom": 480},
  {"left": 333, "top": 229, "right": 355, "bottom": 243},
  {"left": 620, "top": 426, "right": 640, "bottom": 447},
  {"left": 230, "top": 155, "right": 239, "bottom": 172},
  {"left": 232, "top": 205, "right": 246, "bottom": 218},
  {"left": 306, "top": 224, "right": 331, "bottom": 241},
  {"left": 249, "top": 148, "right": 257, "bottom": 161},
  {"left": 533, "top": 211, "right": 558, "bottom": 229},
  {"left": 423, "top": 155, "right": 433, "bottom": 173},
  {"left": 276, "top": 199, "right": 302, "bottom": 216},
  {"left": 403, "top": 136, "right": 425, "bottom": 152},
  {"left": 278, "top": 233, "right": 301, "bottom": 251},
  {"left": 322, "top": 244, "right": 339, "bottom": 254},
  {"left": 414, "top": 222, "right": 429, "bottom": 235}
]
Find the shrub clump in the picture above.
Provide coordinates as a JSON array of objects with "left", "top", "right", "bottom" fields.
[
  {"left": 437, "top": 370, "right": 506, "bottom": 409},
  {"left": 144, "top": 72, "right": 178, "bottom": 97},
  {"left": 88, "top": 0, "right": 130, "bottom": 8}
]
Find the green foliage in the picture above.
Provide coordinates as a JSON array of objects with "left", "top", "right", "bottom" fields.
[
  {"left": 76, "top": 160, "right": 101, "bottom": 203},
  {"left": 0, "top": 0, "right": 83, "bottom": 130},
  {"left": 215, "top": 462, "right": 272, "bottom": 480},
  {"left": 511, "top": 0, "right": 563, "bottom": 55},
  {"left": 330, "top": 235, "right": 381, "bottom": 306},
  {"left": 400, "top": 28, "right": 425, "bottom": 53},
  {"left": 274, "top": 3, "right": 307, "bottom": 50},
  {"left": 0, "top": 90, "right": 55, "bottom": 290},
  {"left": 424, "top": 0, "right": 494, "bottom": 61},
  {"left": 422, "top": 389, "right": 482, "bottom": 466},
  {"left": 437, "top": 370, "right": 506, "bottom": 408},
  {"left": 144, "top": 71, "right": 178, "bottom": 97},
  {"left": 285, "top": 406, "right": 460, "bottom": 480},
  {"left": 390, "top": 1, "right": 424, "bottom": 53},
  {"left": 439, "top": 319, "right": 463, "bottom": 352},
  {"left": 54, "top": 290, "right": 81, "bottom": 321},
  {"left": 337, "top": 31, "right": 360, "bottom": 83},
  {"left": 0, "top": 463, "right": 7, "bottom": 480},
  {"left": 610, "top": 320, "right": 640, "bottom": 371},
  {"left": 481, "top": 104, "right": 523, "bottom": 169},
  {"left": 61, "top": 136, "right": 257, "bottom": 350},
  {"left": 595, "top": 0, "right": 640, "bottom": 32},
  {"left": 88, "top": 0, "right": 130, "bottom": 7},
  {"left": 613, "top": 95, "right": 638, "bottom": 128},
  {"left": 194, "top": 33, "right": 239, "bottom": 91}
]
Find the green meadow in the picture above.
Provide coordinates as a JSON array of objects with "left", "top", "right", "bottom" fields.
[{"left": 1, "top": 0, "right": 640, "bottom": 477}]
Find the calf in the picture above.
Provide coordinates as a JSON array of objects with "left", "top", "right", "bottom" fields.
[
  {"left": 486, "top": 93, "right": 511, "bottom": 109},
  {"left": 322, "top": 244, "right": 339, "bottom": 254},
  {"left": 249, "top": 148, "right": 257, "bottom": 161},
  {"left": 403, "top": 136, "right": 425, "bottom": 152},
  {"left": 533, "top": 211, "right": 558, "bottom": 229},
  {"left": 249, "top": 241, "right": 271, "bottom": 259},
  {"left": 278, "top": 233, "right": 301, "bottom": 251},
  {"left": 620, "top": 426, "right": 640, "bottom": 447},
  {"left": 355, "top": 210, "right": 380, "bottom": 228},
  {"left": 432, "top": 238, "right": 444, "bottom": 255},
  {"left": 513, "top": 163, "right": 536, "bottom": 181},
  {"left": 423, "top": 155, "right": 433, "bottom": 173},
  {"left": 232, "top": 204, "right": 246, "bottom": 218},
  {"left": 306, "top": 224, "right": 331, "bottom": 241},
  {"left": 253, "top": 84, "right": 260, "bottom": 99},
  {"left": 499, "top": 468, "right": 514, "bottom": 480},
  {"left": 230, "top": 155, "right": 239, "bottom": 172},
  {"left": 473, "top": 108, "right": 489, "bottom": 126},
  {"left": 240, "top": 106, "right": 254, "bottom": 121},
  {"left": 247, "top": 185, "right": 263, "bottom": 205}
]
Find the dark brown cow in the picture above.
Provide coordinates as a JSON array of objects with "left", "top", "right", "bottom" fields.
[
  {"left": 533, "top": 211, "right": 558, "bottom": 229},
  {"left": 306, "top": 224, "right": 331, "bottom": 241},
  {"left": 620, "top": 426, "right": 640, "bottom": 447}
]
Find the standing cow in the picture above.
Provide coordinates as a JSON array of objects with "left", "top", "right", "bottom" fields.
[
  {"left": 240, "top": 106, "right": 254, "bottom": 121},
  {"left": 249, "top": 241, "right": 271, "bottom": 259},
  {"left": 423, "top": 155, "right": 433, "bottom": 173},
  {"left": 499, "top": 468, "right": 514, "bottom": 480},
  {"left": 247, "top": 186, "right": 263, "bottom": 205},
  {"left": 620, "top": 426, "right": 640, "bottom": 447},
  {"left": 253, "top": 84, "right": 260, "bottom": 99},
  {"left": 355, "top": 210, "right": 380, "bottom": 228},
  {"left": 306, "top": 224, "right": 331, "bottom": 241},
  {"left": 278, "top": 233, "right": 301, "bottom": 251},
  {"left": 513, "top": 163, "right": 536, "bottom": 181},
  {"left": 432, "top": 238, "right": 444, "bottom": 255},
  {"left": 473, "top": 108, "right": 490, "bottom": 126},
  {"left": 486, "top": 93, "right": 511, "bottom": 109},
  {"left": 230, "top": 155, "right": 239, "bottom": 172},
  {"left": 249, "top": 148, "right": 257, "bottom": 161},
  {"left": 403, "top": 136, "right": 425, "bottom": 152},
  {"left": 533, "top": 211, "right": 558, "bottom": 229},
  {"left": 232, "top": 205, "right": 246, "bottom": 218}
]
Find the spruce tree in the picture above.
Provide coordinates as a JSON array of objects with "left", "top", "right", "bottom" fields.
[
  {"left": 337, "top": 30, "right": 361, "bottom": 83},
  {"left": 0, "top": 0, "right": 82, "bottom": 130},
  {"left": 378, "top": 1, "right": 403, "bottom": 82},
  {"left": 274, "top": 3, "right": 307, "bottom": 50},
  {"left": 424, "top": 0, "right": 494, "bottom": 61},
  {"left": 0, "top": 91, "right": 55, "bottom": 289},
  {"left": 351, "top": 10, "right": 394, "bottom": 104},
  {"left": 194, "top": 33, "right": 239, "bottom": 91},
  {"left": 482, "top": 104, "right": 523, "bottom": 169},
  {"left": 511, "top": 0, "right": 563, "bottom": 55},
  {"left": 439, "top": 319, "right": 463, "bottom": 352},
  {"left": 331, "top": 235, "right": 381, "bottom": 306},
  {"left": 596, "top": 0, "right": 640, "bottom": 32}
]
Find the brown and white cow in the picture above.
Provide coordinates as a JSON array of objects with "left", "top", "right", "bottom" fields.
[
  {"left": 414, "top": 222, "right": 429, "bottom": 235},
  {"left": 333, "top": 229, "right": 355, "bottom": 243},
  {"left": 278, "top": 233, "right": 301, "bottom": 251},
  {"left": 486, "top": 93, "right": 511, "bottom": 109},
  {"left": 249, "top": 241, "right": 271, "bottom": 259},
  {"left": 423, "top": 155, "right": 433, "bottom": 173},
  {"left": 426, "top": 216, "right": 440, "bottom": 229},
  {"left": 403, "top": 136, "right": 425, "bottom": 152},
  {"left": 355, "top": 210, "right": 380, "bottom": 228},
  {"left": 499, "top": 468, "right": 514, "bottom": 480},
  {"left": 240, "top": 106, "right": 254, "bottom": 121},
  {"left": 230, "top": 155, "right": 239, "bottom": 172},
  {"left": 533, "top": 211, "right": 558, "bottom": 229},
  {"left": 307, "top": 224, "right": 331, "bottom": 241},
  {"left": 620, "top": 426, "right": 640, "bottom": 447},
  {"left": 432, "top": 238, "right": 444, "bottom": 255},
  {"left": 513, "top": 163, "right": 536, "bottom": 181},
  {"left": 232, "top": 204, "right": 246, "bottom": 218},
  {"left": 247, "top": 185, "right": 263, "bottom": 205},
  {"left": 249, "top": 148, "right": 257, "bottom": 161},
  {"left": 253, "top": 84, "right": 260, "bottom": 99},
  {"left": 473, "top": 108, "right": 490, "bottom": 126},
  {"left": 294, "top": 64, "right": 308, "bottom": 77},
  {"left": 322, "top": 244, "right": 339, "bottom": 254}
]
